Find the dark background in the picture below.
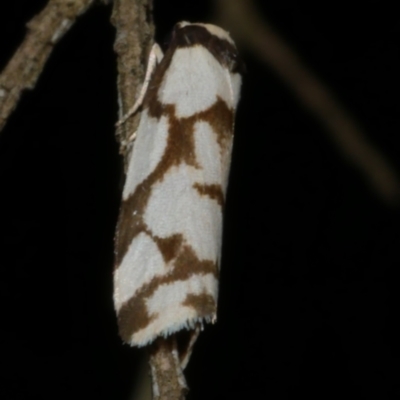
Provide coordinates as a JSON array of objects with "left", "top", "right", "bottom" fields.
[{"left": 1, "top": 1, "right": 399, "bottom": 399}]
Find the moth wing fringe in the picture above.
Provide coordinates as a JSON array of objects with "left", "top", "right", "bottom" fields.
[{"left": 129, "top": 314, "right": 216, "bottom": 348}]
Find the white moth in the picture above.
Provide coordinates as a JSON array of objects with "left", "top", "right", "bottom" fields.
[{"left": 114, "top": 21, "right": 242, "bottom": 347}]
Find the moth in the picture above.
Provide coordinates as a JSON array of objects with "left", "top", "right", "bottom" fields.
[{"left": 114, "top": 21, "right": 242, "bottom": 347}]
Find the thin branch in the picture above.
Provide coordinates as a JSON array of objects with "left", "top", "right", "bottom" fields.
[
  {"left": 111, "top": 0, "right": 154, "bottom": 165},
  {"left": 0, "top": 0, "right": 95, "bottom": 134},
  {"left": 215, "top": 0, "right": 400, "bottom": 205},
  {"left": 148, "top": 338, "right": 188, "bottom": 400}
]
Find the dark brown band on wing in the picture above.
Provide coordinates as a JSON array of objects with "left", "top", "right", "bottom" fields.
[
  {"left": 192, "top": 183, "right": 224, "bottom": 207},
  {"left": 171, "top": 24, "right": 244, "bottom": 75},
  {"left": 117, "top": 243, "right": 218, "bottom": 341},
  {"left": 182, "top": 292, "right": 216, "bottom": 317}
]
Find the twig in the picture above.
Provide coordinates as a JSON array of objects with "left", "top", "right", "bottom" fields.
[
  {"left": 111, "top": 0, "right": 154, "bottom": 165},
  {"left": 215, "top": 0, "right": 400, "bottom": 205},
  {"left": 0, "top": 0, "right": 95, "bottom": 134},
  {"left": 148, "top": 338, "right": 188, "bottom": 400}
]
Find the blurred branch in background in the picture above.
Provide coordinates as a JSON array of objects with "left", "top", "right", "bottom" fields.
[
  {"left": 0, "top": 0, "right": 95, "bottom": 133},
  {"left": 215, "top": 0, "right": 400, "bottom": 206}
]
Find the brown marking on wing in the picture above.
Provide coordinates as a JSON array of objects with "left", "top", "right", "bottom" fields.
[
  {"left": 192, "top": 183, "right": 224, "bottom": 207},
  {"left": 117, "top": 243, "right": 218, "bottom": 342},
  {"left": 167, "top": 109, "right": 200, "bottom": 168},
  {"left": 195, "top": 97, "right": 234, "bottom": 154},
  {"left": 182, "top": 292, "right": 216, "bottom": 317},
  {"left": 152, "top": 234, "right": 183, "bottom": 263},
  {"left": 117, "top": 291, "right": 157, "bottom": 342}
]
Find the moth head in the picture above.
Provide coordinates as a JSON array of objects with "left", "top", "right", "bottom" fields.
[
  {"left": 174, "top": 22, "right": 243, "bottom": 69},
  {"left": 172, "top": 21, "right": 244, "bottom": 93},
  {"left": 176, "top": 21, "right": 236, "bottom": 45}
]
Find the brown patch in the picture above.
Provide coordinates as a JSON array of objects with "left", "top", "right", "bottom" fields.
[
  {"left": 182, "top": 292, "right": 216, "bottom": 317},
  {"left": 193, "top": 183, "right": 224, "bottom": 207},
  {"left": 167, "top": 110, "right": 200, "bottom": 168},
  {"left": 117, "top": 243, "right": 218, "bottom": 342},
  {"left": 152, "top": 234, "right": 183, "bottom": 263},
  {"left": 195, "top": 97, "right": 234, "bottom": 152},
  {"left": 173, "top": 245, "right": 217, "bottom": 279},
  {"left": 118, "top": 292, "right": 157, "bottom": 342}
]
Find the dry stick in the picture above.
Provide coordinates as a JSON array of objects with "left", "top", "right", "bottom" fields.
[
  {"left": 149, "top": 338, "right": 188, "bottom": 400},
  {"left": 111, "top": 0, "right": 155, "bottom": 164},
  {"left": 0, "top": 0, "right": 95, "bottom": 133},
  {"left": 216, "top": 0, "right": 400, "bottom": 205},
  {"left": 112, "top": 2, "right": 188, "bottom": 399}
]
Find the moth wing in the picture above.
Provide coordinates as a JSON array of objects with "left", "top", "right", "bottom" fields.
[{"left": 114, "top": 30, "right": 239, "bottom": 347}]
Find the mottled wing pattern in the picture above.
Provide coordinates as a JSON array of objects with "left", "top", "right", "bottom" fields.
[{"left": 114, "top": 22, "right": 242, "bottom": 346}]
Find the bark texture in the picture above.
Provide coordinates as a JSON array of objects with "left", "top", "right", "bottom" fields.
[{"left": 111, "top": 0, "right": 154, "bottom": 165}]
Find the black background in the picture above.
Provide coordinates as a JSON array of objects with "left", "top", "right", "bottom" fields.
[{"left": 1, "top": 1, "right": 399, "bottom": 399}]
